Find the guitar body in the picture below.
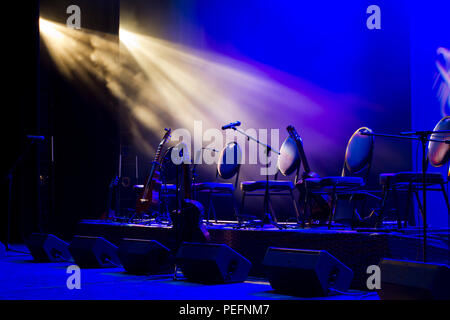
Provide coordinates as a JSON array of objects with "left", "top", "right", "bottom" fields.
[
  {"left": 135, "top": 129, "right": 172, "bottom": 216},
  {"left": 171, "top": 163, "right": 210, "bottom": 247},
  {"left": 296, "top": 175, "right": 330, "bottom": 222},
  {"left": 287, "top": 125, "right": 330, "bottom": 223},
  {"left": 135, "top": 168, "right": 162, "bottom": 214}
]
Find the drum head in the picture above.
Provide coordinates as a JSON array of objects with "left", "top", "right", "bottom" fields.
[
  {"left": 218, "top": 142, "right": 241, "bottom": 179},
  {"left": 277, "top": 136, "right": 300, "bottom": 176},
  {"left": 428, "top": 116, "right": 450, "bottom": 167}
]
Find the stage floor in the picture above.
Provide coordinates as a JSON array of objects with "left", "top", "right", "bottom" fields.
[
  {"left": 0, "top": 246, "right": 377, "bottom": 300},
  {"left": 76, "top": 219, "right": 450, "bottom": 289}
]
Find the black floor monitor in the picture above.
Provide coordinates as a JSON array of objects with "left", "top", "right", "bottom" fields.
[
  {"left": 26, "top": 233, "right": 72, "bottom": 262},
  {"left": 263, "top": 247, "right": 354, "bottom": 297},
  {"left": 175, "top": 242, "right": 252, "bottom": 284}
]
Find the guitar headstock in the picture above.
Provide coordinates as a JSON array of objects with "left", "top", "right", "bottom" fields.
[
  {"left": 161, "top": 128, "right": 172, "bottom": 144},
  {"left": 286, "top": 125, "right": 301, "bottom": 142},
  {"left": 154, "top": 128, "right": 172, "bottom": 163}
]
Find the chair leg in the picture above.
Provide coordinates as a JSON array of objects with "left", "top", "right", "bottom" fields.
[
  {"left": 210, "top": 194, "right": 218, "bottom": 223},
  {"left": 414, "top": 191, "right": 424, "bottom": 222},
  {"left": 360, "top": 194, "right": 367, "bottom": 220},
  {"left": 404, "top": 182, "right": 413, "bottom": 228},
  {"left": 328, "top": 186, "right": 337, "bottom": 229},
  {"left": 289, "top": 189, "right": 301, "bottom": 223},
  {"left": 231, "top": 191, "right": 241, "bottom": 223},
  {"left": 392, "top": 185, "right": 401, "bottom": 229},
  {"left": 240, "top": 191, "right": 246, "bottom": 219},
  {"left": 302, "top": 187, "right": 309, "bottom": 228},
  {"left": 440, "top": 183, "right": 450, "bottom": 216},
  {"left": 211, "top": 191, "right": 218, "bottom": 223},
  {"left": 349, "top": 194, "right": 357, "bottom": 230},
  {"left": 266, "top": 193, "right": 278, "bottom": 224},
  {"left": 378, "top": 184, "right": 390, "bottom": 228},
  {"left": 206, "top": 191, "right": 213, "bottom": 223}
]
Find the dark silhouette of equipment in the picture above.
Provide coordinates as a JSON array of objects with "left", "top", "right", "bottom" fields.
[
  {"left": 286, "top": 125, "right": 330, "bottom": 223},
  {"left": 135, "top": 128, "right": 171, "bottom": 216},
  {"left": 263, "top": 247, "right": 353, "bottom": 297},
  {"left": 171, "top": 148, "right": 209, "bottom": 248},
  {"left": 25, "top": 233, "right": 71, "bottom": 262},
  {"left": 175, "top": 242, "right": 251, "bottom": 284},
  {"left": 378, "top": 259, "right": 450, "bottom": 300},
  {"left": 118, "top": 238, "right": 172, "bottom": 274},
  {"left": 0, "top": 242, "right": 6, "bottom": 258},
  {"left": 68, "top": 236, "right": 120, "bottom": 268}
]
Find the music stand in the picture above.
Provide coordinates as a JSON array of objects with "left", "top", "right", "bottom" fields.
[
  {"left": 230, "top": 126, "right": 284, "bottom": 229},
  {"left": 360, "top": 129, "right": 450, "bottom": 262}
]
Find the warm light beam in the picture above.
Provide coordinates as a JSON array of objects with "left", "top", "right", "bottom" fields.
[{"left": 40, "top": 19, "right": 384, "bottom": 174}]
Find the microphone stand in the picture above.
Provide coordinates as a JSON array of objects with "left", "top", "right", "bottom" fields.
[
  {"left": 191, "top": 148, "right": 207, "bottom": 201},
  {"left": 191, "top": 147, "right": 218, "bottom": 215},
  {"left": 360, "top": 129, "right": 450, "bottom": 262},
  {"left": 230, "top": 126, "right": 284, "bottom": 229}
]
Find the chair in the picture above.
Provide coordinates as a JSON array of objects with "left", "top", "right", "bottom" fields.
[
  {"left": 239, "top": 136, "right": 301, "bottom": 224},
  {"left": 193, "top": 142, "right": 242, "bottom": 223},
  {"left": 304, "top": 127, "right": 375, "bottom": 228},
  {"left": 378, "top": 116, "right": 450, "bottom": 228}
]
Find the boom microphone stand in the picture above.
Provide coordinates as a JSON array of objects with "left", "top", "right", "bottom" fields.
[
  {"left": 360, "top": 129, "right": 450, "bottom": 262},
  {"left": 229, "top": 125, "right": 284, "bottom": 229}
]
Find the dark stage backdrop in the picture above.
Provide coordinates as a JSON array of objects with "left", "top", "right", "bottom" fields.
[
  {"left": 1, "top": 2, "right": 40, "bottom": 244},
  {"left": 410, "top": 1, "right": 450, "bottom": 228},
  {"left": 4, "top": 1, "right": 429, "bottom": 242},
  {"left": 119, "top": 0, "right": 412, "bottom": 220},
  {"left": 38, "top": 0, "right": 121, "bottom": 239}
]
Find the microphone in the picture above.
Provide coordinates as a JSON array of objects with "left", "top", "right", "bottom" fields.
[
  {"left": 202, "top": 147, "right": 219, "bottom": 153},
  {"left": 221, "top": 121, "right": 241, "bottom": 130},
  {"left": 26, "top": 135, "right": 45, "bottom": 141}
]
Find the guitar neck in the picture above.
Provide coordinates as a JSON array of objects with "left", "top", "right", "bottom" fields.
[
  {"left": 153, "top": 143, "right": 164, "bottom": 164},
  {"left": 287, "top": 126, "right": 312, "bottom": 176},
  {"left": 295, "top": 138, "right": 311, "bottom": 174},
  {"left": 143, "top": 131, "right": 170, "bottom": 190}
]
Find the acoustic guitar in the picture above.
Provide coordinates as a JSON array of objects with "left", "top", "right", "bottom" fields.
[
  {"left": 171, "top": 152, "right": 209, "bottom": 248},
  {"left": 286, "top": 125, "right": 330, "bottom": 222},
  {"left": 135, "top": 128, "right": 172, "bottom": 215}
]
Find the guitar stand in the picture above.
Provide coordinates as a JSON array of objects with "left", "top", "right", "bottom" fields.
[{"left": 154, "top": 208, "right": 172, "bottom": 225}]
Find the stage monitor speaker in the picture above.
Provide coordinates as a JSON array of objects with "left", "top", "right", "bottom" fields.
[
  {"left": 25, "top": 233, "right": 71, "bottom": 262},
  {"left": 263, "top": 247, "right": 354, "bottom": 297},
  {"left": 0, "top": 241, "right": 5, "bottom": 258},
  {"left": 68, "top": 236, "right": 120, "bottom": 268},
  {"left": 378, "top": 259, "right": 450, "bottom": 300},
  {"left": 175, "top": 242, "right": 252, "bottom": 284},
  {"left": 118, "top": 238, "right": 172, "bottom": 274}
]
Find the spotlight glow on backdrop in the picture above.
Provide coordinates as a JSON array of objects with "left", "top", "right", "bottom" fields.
[
  {"left": 435, "top": 47, "right": 450, "bottom": 116},
  {"left": 39, "top": 18, "right": 394, "bottom": 178}
]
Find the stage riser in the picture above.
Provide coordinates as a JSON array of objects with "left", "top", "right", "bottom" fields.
[{"left": 76, "top": 222, "right": 449, "bottom": 289}]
